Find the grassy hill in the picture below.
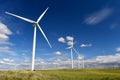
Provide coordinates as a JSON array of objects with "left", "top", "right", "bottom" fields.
[{"left": 0, "top": 68, "right": 120, "bottom": 80}]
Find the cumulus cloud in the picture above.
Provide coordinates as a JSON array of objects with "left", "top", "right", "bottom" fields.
[
  {"left": 0, "top": 34, "right": 9, "bottom": 41},
  {"left": 0, "top": 22, "right": 15, "bottom": 55},
  {"left": 54, "top": 51, "right": 62, "bottom": 55},
  {"left": 57, "top": 36, "right": 74, "bottom": 47},
  {"left": 58, "top": 37, "right": 66, "bottom": 43},
  {"left": 0, "top": 22, "right": 12, "bottom": 35},
  {"left": 0, "top": 22, "right": 12, "bottom": 44},
  {"left": 67, "top": 41, "right": 74, "bottom": 46},
  {"left": 58, "top": 36, "right": 74, "bottom": 46},
  {"left": 66, "top": 36, "right": 74, "bottom": 41},
  {"left": 84, "top": 8, "right": 112, "bottom": 25},
  {"left": 80, "top": 43, "right": 92, "bottom": 48}
]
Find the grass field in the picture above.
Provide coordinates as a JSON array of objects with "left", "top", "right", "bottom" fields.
[{"left": 0, "top": 68, "right": 120, "bottom": 80}]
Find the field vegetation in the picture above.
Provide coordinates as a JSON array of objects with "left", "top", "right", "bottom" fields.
[{"left": 0, "top": 68, "right": 120, "bottom": 80}]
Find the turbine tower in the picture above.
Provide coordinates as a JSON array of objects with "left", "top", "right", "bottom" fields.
[{"left": 6, "top": 7, "right": 52, "bottom": 71}]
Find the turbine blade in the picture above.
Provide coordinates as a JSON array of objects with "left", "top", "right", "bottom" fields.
[
  {"left": 37, "top": 7, "right": 49, "bottom": 23},
  {"left": 37, "top": 24, "right": 52, "bottom": 48},
  {"left": 5, "top": 12, "right": 35, "bottom": 23},
  {"left": 66, "top": 46, "right": 72, "bottom": 49},
  {"left": 73, "top": 47, "right": 80, "bottom": 56}
]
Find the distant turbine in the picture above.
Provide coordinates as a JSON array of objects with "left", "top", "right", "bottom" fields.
[
  {"left": 73, "top": 48, "right": 84, "bottom": 69},
  {"left": 6, "top": 7, "right": 52, "bottom": 71},
  {"left": 66, "top": 39, "right": 74, "bottom": 69},
  {"left": 67, "top": 40, "right": 84, "bottom": 69}
]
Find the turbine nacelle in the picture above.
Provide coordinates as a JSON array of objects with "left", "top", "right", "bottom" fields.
[{"left": 33, "top": 22, "right": 38, "bottom": 27}]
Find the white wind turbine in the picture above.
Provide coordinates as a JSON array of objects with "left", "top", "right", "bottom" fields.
[
  {"left": 66, "top": 38, "right": 74, "bottom": 69},
  {"left": 5, "top": 7, "right": 52, "bottom": 71},
  {"left": 67, "top": 39, "right": 84, "bottom": 69},
  {"left": 77, "top": 55, "right": 84, "bottom": 68},
  {"left": 73, "top": 48, "right": 84, "bottom": 68}
]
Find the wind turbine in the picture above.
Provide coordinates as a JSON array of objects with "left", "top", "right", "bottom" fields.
[
  {"left": 66, "top": 39, "right": 74, "bottom": 69},
  {"left": 67, "top": 40, "right": 84, "bottom": 69},
  {"left": 73, "top": 48, "right": 84, "bottom": 68},
  {"left": 5, "top": 7, "right": 52, "bottom": 71}
]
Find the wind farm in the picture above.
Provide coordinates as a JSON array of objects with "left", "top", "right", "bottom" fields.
[{"left": 0, "top": 0, "right": 120, "bottom": 80}]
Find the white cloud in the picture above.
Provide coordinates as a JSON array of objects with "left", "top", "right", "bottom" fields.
[
  {"left": 0, "top": 22, "right": 12, "bottom": 44},
  {"left": 0, "top": 61, "right": 5, "bottom": 64},
  {"left": 66, "top": 36, "right": 74, "bottom": 41},
  {"left": 58, "top": 37, "right": 66, "bottom": 43},
  {"left": 40, "top": 61, "right": 45, "bottom": 64},
  {"left": 35, "top": 58, "right": 46, "bottom": 65},
  {"left": 0, "top": 46, "right": 10, "bottom": 50},
  {"left": 80, "top": 43, "right": 92, "bottom": 48},
  {"left": 95, "top": 53, "right": 120, "bottom": 63},
  {"left": 0, "top": 53, "right": 120, "bottom": 70},
  {"left": 0, "top": 46, "right": 16, "bottom": 55},
  {"left": 58, "top": 36, "right": 74, "bottom": 46},
  {"left": 0, "top": 34, "right": 9, "bottom": 41},
  {"left": 14, "top": 53, "right": 120, "bottom": 69},
  {"left": 116, "top": 47, "right": 120, "bottom": 52},
  {"left": 0, "top": 22, "right": 12, "bottom": 35},
  {"left": 0, "top": 22, "right": 15, "bottom": 55},
  {"left": 84, "top": 8, "right": 112, "bottom": 25},
  {"left": 3, "top": 58, "right": 14, "bottom": 63},
  {"left": 0, "top": 58, "right": 14, "bottom": 65},
  {"left": 85, "top": 53, "right": 120, "bottom": 64},
  {"left": 77, "top": 55, "right": 84, "bottom": 60},
  {"left": 67, "top": 41, "right": 74, "bottom": 46},
  {"left": 54, "top": 51, "right": 62, "bottom": 55}
]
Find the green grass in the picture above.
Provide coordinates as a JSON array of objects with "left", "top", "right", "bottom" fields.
[{"left": 0, "top": 68, "right": 120, "bottom": 80}]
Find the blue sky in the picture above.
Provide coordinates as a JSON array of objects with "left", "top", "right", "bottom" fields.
[{"left": 0, "top": 0, "right": 120, "bottom": 69}]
